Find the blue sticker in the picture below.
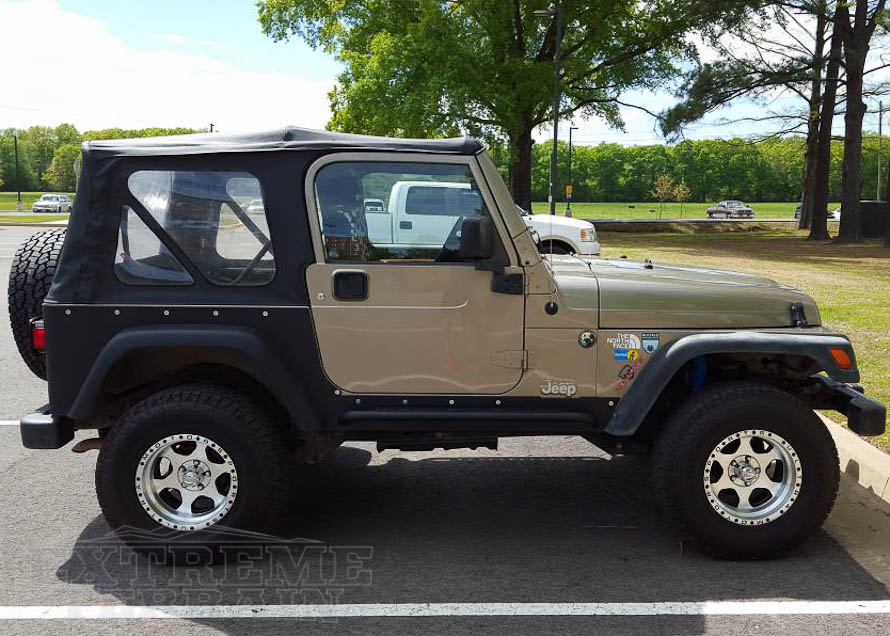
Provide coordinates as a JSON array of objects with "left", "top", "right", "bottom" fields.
[
  {"left": 642, "top": 333, "right": 660, "bottom": 354},
  {"left": 614, "top": 349, "right": 629, "bottom": 360}
]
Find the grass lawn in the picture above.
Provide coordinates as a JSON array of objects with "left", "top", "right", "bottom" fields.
[
  {"left": 532, "top": 200, "right": 840, "bottom": 220},
  {"left": 0, "top": 192, "right": 75, "bottom": 211},
  {"left": 597, "top": 228, "right": 890, "bottom": 451},
  {"left": 0, "top": 215, "right": 67, "bottom": 223}
]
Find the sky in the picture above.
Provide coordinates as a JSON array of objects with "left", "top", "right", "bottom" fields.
[{"left": 0, "top": 0, "right": 885, "bottom": 147}]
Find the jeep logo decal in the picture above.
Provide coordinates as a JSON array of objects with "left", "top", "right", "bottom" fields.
[{"left": 540, "top": 380, "right": 577, "bottom": 397}]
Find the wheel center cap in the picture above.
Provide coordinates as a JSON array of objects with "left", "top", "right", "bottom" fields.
[
  {"left": 729, "top": 455, "right": 761, "bottom": 487},
  {"left": 178, "top": 459, "right": 211, "bottom": 491}
]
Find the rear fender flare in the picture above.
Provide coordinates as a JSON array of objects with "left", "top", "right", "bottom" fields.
[
  {"left": 605, "top": 332, "right": 859, "bottom": 436},
  {"left": 68, "top": 325, "right": 321, "bottom": 430}
]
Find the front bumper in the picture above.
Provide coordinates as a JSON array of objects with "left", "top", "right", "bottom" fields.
[
  {"left": 576, "top": 240, "right": 601, "bottom": 256},
  {"left": 20, "top": 411, "right": 73, "bottom": 449},
  {"left": 812, "top": 375, "right": 886, "bottom": 436}
]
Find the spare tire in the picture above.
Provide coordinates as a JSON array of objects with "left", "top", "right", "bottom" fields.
[{"left": 8, "top": 228, "right": 67, "bottom": 379}]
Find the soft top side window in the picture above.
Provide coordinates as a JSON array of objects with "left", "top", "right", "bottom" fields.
[{"left": 126, "top": 170, "right": 275, "bottom": 286}]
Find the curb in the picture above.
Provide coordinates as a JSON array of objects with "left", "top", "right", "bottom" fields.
[{"left": 821, "top": 414, "right": 890, "bottom": 504}]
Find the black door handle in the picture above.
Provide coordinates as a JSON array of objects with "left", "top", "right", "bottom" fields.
[
  {"left": 333, "top": 270, "right": 368, "bottom": 301},
  {"left": 399, "top": 221, "right": 412, "bottom": 229}
]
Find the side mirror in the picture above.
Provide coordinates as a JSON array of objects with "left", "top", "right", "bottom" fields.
[{"left": 458, "top": 216, "right": 494, "bottom": 260}]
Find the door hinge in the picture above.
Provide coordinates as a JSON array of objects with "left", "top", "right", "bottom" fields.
[{"left": 492, "top": 350, "right": 535, "bottom": 370}]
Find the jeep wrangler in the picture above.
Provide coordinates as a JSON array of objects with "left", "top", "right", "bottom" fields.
[{"left": 10, "top": 127, "right": 886, "bottom": 560}]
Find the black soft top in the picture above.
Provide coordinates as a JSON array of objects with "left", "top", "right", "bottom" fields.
[
  {"left": 50, "top": 127, "right": 484, "bottom": 304},
  {"left": 83, "top": 127, "right": 484, "bottom": 158}
]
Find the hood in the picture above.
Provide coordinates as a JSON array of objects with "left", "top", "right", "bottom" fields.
[
  {"left": 525, "top": 214, "right": 593, "bottom": 230},
  {"left": 548, "top": 256, "right": 821, "bottom": 329}
]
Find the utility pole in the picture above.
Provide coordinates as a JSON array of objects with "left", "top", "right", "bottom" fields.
[
  {"left": 210, "top": 123, "right": 215, "bottom": 133},
  {"left": 565, "top": 125, "right": 578, "bottom": 217},
  {"left": 13, "top": 133, "right": 22, "bottom": 211},
  {"left": 535, "top": 3, "right": 563, "bottom": 215},
  {"left": 879, "top": 101, "right": 883, "bottom": 200}
]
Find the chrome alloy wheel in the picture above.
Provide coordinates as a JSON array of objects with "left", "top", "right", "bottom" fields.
[
  {"left": 703, "top": 429, "right": 802, "bottom": 525},
  {"left": 135, "top": 434, "right": 238, "bottom": 530}
]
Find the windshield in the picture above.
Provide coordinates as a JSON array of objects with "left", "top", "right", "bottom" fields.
[
  {"left": 726, "top": 200, "right": 743, "bottom": 207},
  {"left": 40, "top": 195, "right": 57, "bottom": 201}
]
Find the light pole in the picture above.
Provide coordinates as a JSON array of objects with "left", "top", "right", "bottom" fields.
[
  {"left": 13, "top": 133, "right": 22, "bottom": 211},
  {"left": 878, "top": 101, "right": 883, "bottom": 200},
  {"left": 565, "top": 125, "right": 578, "bottom": 217},
  {"left": 535, "top": 3, "right": 563, "bottom": 215}
]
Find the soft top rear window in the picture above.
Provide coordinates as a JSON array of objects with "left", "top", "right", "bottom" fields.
[{"left": 126, "top": 170, "right": 275, "bottom": 286}]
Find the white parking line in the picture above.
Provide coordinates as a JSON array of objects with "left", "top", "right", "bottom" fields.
[
  {"left": 0, "top": 421, "right": 19, "bottom": 426},
  {"left": 2, "top": 601, "right": 890, "bottom": 620}
]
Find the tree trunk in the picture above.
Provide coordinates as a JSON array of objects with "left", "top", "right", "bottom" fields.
[
  {"left": 809, "top": 7, "right": 842, "bottom": 242},
  {"left": 837, "top": 49, "right": 866, "bottom": 243},
  {"left": 508, "top": 128, "right": 534, "bottom": 211},
  {"left": 799, "top": 7, "right": 826, "bottom": 231}
]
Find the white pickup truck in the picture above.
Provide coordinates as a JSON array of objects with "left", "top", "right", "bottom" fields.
[{"left": 367, "top": 181, "right": 601, "bottom": 255}]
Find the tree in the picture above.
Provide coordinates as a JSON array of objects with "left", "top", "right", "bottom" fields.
[
  {"left": 674, "top": 180, "right": 691, "bottom": 217},
  {"left": 81, "top": 127, "right": 202, "bottom": 141},
  {"left": 835, "top": 0, "right": 887, "bottom": 243},
  {"left": 652, "top": 173, "right": 676, "bottom": 216},
  {"left": 258, "top": 0, "right": 757, "bottom": 210},
  {"left": 45, "top": 144, "right": 80, "bottom": 192},
  {"left": 18, "top": 126, "right": 57, "bottom": 188}
]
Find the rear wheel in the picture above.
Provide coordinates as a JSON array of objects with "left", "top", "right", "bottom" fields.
[
  {"left": 652, "top": 381, "right": 839, "bottom": 559},
  {"left": 96, "top": 385, "right": 291, "bottom": 562},
  {"left": 7, "top": 228, "right": 66, "bottom": 379}
]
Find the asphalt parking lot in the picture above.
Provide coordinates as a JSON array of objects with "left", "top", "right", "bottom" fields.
[{"left": 0, "top": 225, "right": 888, "bottom": 634}]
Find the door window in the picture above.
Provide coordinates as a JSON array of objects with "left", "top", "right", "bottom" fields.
[{"left": 314, "top": 162, "right": 490, "bottom": 263}]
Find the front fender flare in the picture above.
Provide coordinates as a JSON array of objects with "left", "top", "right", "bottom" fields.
[{"left": 604, "top": 331, "right": 859, "bottom": 437}]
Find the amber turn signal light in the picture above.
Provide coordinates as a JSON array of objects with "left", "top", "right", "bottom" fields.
[{"left": 829, "top": 348, "right": 852, "bottom": 370}]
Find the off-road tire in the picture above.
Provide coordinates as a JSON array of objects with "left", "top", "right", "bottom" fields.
[
  {"left": 96, "top": 385, "right": 291, "bottom": 564},
  {"left": 8, "top": 228, "right": 67, "bottom": 379},
  {"left": 652, "top": 381, "right": 839, "bottom": 560}
]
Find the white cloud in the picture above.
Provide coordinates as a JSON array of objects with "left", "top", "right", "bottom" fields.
[{"left": 0, "top": 0, "right": 333, "bottom": 132}]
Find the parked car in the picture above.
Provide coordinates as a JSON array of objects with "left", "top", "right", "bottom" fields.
[
  {"left": 516, "top": 205, "right": 601, "bottom": 256},
  {"left": 707, "top": 200, "right": 754, "bottom": 218},
  {"left": 31, "top": 193, "right": 72, "bottom": 213},
  {"left": 793, "top": 204, "right": 837, "bottom": 220},
  {"left": 12, "top": 127, "right": 883, "bottom": 563},
  {"left": 364, "top": 198, "right": 385, "bottom": 213},
  {"left": 244, "top": 199, "right": 265, "bottom": 214}
]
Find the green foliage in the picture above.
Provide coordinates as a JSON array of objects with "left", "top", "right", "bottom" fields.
[
  {"left": 523, "top": 134, "right": 878, "bottom": 203},
  {"left": 258, "top": 0, "right": 758, "bottom": 205},
  {"left": 0, "top": 125, "right": 202, "bottom": 192},
  {"left": 45, "top": 144, "right": 81, "bottom": 192},
  {"left": 80, "top": 127, "right": 203, "bottom": 141}
]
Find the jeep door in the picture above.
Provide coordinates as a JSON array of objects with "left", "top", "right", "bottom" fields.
[{"left": 304, "top": 154, "right": 525, "bottom": 395}]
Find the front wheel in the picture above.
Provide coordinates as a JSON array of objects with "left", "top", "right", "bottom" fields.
[
  {"left": 652, "top": 381, "right": 839, "bottom": 559},
  {"left": 96, "top": 385, "right": 292, "bottom": 562}
]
